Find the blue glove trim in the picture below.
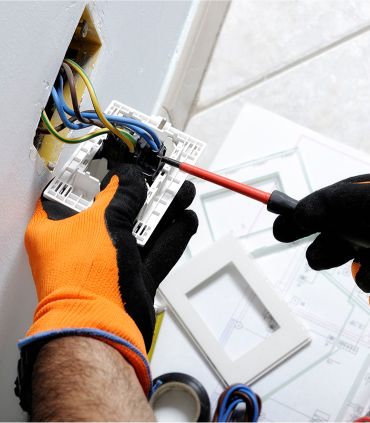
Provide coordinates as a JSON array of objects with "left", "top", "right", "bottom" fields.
[{"left": 18, "top": 328, "right": 152, "bottom": 391}]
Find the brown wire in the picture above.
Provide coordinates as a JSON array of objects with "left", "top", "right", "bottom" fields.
[
  {"left": 36, "top": 108, "right": 106, "bottom": 135},
  {"left": 36, "top": 62, "right": 103, "bottom": 135},
  {"left": 212, "top": 386, "right": 262, "bottom": 422},
  {"left": 61, "top": 63, "right": 103, "bottom": 128}
]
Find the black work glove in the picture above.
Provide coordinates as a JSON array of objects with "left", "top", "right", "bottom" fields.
[
  {"left": 42, "top": 163, "right": 198, "bottom": 351},
  {"left": 91, "top": 137, "right": 199, "bottom": 348},
  {"left": 273, "top": 175, "right": 370, "bottom": 293},
  {"left": 17, "top": 160, "right": 198, "bottom": 412}
]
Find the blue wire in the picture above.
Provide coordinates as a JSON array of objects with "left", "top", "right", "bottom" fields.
[
  {"left": 51, "top": 87, "right": 87, "bottom": 131},
  {"left": 218, "top": 384, "right": 259, "bottom": 422},
  {"left": 57, "top": 75, "right": 84, "bottom": 122},
  {"left": 82, "top": 112, "right": 160, "bottom": 151},
  {"left": 105, "top": 116, "right": 161, "bottom": 149},
  {"left": 55, "top": 75, "right": 160, "bottom": 151},
  {"left": 57, "top": 83, "right": 158, "bottom": 150},
  {"left": 223, "top": 398, "right": 243, "bottom": 421},
  {"left": 98, "top": 116, "right": 159, "bottom": 151},
  {"left": 55, "top": 76, "right": 90, "bottom": 130}
]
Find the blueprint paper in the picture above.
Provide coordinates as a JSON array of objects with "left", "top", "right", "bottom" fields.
[{"left": 151, "top": 104, "right": 370, "bottom": 421}]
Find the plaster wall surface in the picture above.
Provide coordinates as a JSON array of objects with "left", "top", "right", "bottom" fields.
[{"left": 0, "top": 1, "right": 192, "bottom": 419}]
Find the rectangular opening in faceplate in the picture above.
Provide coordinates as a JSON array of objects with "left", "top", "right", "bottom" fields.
[
  {"left": 33, "top": 7, "right": 102, "bottom": 171},
  {"left": 186, "top": 263, "right": 279, "bottom": 361}
]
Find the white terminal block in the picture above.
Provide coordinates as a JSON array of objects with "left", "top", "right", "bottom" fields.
[{"left": 43, "top": 100, "right": 206, "bottom": 245}]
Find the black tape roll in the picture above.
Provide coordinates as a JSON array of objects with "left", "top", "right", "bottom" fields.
[{"left": 150, "top": 373, "right": 210, "bottom": 422}]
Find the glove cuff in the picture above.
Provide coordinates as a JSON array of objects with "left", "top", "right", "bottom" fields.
[{"left": 18, "top": 288, "right": 152, "bottom": 399}]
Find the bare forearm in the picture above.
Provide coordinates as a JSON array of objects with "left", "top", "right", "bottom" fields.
[{"left": 31, "top": 337, "right": 155, "bottom": 422}]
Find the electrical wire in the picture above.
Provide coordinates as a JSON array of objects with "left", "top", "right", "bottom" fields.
[
  {"left": 54, "top": 79, "right": 157, "bottom": 151},
  {"left": 212, "top": 384, "right": 261, "bottom": 422},
  {"left": 41, "top": 77, "right": 138, "bottom": 147},
  {"left": 104, "top": 115, "right": 161, "bottom": 150},
  {"left": 64, "top": 58, "right": 136, "bottom": 152},
  {"left": 61, "top": 62, "right": 101, "bottom": 127},
  {"left": 51, "top": 86, "right": 84, "bottom": 131},
  {"left": 37, "top": 115, "right": 78, "bottom": 134},
  {"left": 55, "top": 72, "right": 159, "bottom": 151},
  {"left": 61, "top": 61, "right": 160, "bottom": 148},
  {"left": 76, "top": 111, "right": 159, "bottom": 151},
  {"left": 40, "top": 110, "right": 137, "bottom": 147},
  {"left": 37, "top": 108, "right": 101, "bottom": 134},
  {"left": 55, "top": 75, "right": 93, "bottom": 130},
  {"left": 40, "top": 110, "right": 109, "bottom": 144},
  {"left": 39, "top": 58, "right": 160, "bottom": 151}
]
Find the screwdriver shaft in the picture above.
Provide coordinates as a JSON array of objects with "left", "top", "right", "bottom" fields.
[{"left": 161, "top": 156, "right": 271, "bottom": 204}]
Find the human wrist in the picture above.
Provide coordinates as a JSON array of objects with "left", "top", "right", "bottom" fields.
[
  {"left": 31, "top": 336, "right": 155, "bottom": 421},
  {"left": 20, "top": 285, "right": 152, "bottom": 396}
]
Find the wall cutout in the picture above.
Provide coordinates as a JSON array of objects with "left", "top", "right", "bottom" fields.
[{"left": 32, "top": 7, "right": 102, "bottom": 171}]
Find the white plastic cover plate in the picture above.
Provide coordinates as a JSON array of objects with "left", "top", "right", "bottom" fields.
[{"left": 159, "top": 235, "right": 310, "bottom": 386}]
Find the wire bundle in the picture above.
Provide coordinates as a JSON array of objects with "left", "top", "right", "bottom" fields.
[
  {"left": 213, "top": 384, "right": 261, "bottom": 422},
  {"left": 38, "top": 59, "right": 160, "bottom": 152}
]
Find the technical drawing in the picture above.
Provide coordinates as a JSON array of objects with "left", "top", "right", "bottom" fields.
[
  {"left": 161, "top": 119, "right": 370, "bottom": 421},
  {"left": 151, "top": 108, "right": 370, "bottom": 421}
]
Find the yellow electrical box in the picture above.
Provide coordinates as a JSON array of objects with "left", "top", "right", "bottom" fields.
[{"left": 34, "top": 7, "right": 102, "bottom": 170}]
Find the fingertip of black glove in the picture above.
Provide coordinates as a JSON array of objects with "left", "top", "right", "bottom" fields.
[
  {"left": 141, "top": 180, "right": 197, "bottom": 254},
  {"left": 353, "top": 266, "right": 370, "bottom": 293},
  {"left": 306, "top": 234, "right": 355, "bottom": 271},
  {"left": 306, "top": 242, "right": 327, "bottom": 271},
  {"left": 156, "top": 209, "right": 199, "bottom": 254},
  {"left": 175, "top": 181, "right": 196, "bottom": 210},
  {"left": 273, "top": 214, "right": 312, "bottom": 242},
  {"left": 181, "top": 208, "right": 199, "bottom": 235},
  {"left": 143, "top": 209, "right": 199, "bottom": 287},
  {"left": 273, "top": 215, "right": 296, "bottom": 242},
  {"left": 273, "top": 192, "right": 331, "bottom": 244},
  {"left": 353, "top": 254, "right": 370, "bottom": 293}
]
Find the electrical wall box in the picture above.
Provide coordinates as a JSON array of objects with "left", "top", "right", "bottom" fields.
[
  {"left": 31, "top": 7, "right": 102, "bottom": 172},
  {"left": 43, "top": 100, "right": 206, "bottom": 245}
]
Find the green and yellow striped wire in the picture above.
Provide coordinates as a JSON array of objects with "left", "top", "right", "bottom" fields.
[
  {"left": 41, "top": 111, "right": 137, "bottom": 147},
  {"left": 40, "top": 111, "right": 108, "bottom": 144},
  {"left": 39, "top": 59, "right": 136, "bottom": 151}
]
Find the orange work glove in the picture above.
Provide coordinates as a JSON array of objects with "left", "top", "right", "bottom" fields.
[{"left": 16, "top": 163, "right": 198, "bottom": 412}]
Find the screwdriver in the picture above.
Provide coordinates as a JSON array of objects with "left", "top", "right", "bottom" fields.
[
  {"left": 160, "top": 156, "right": 298, "bottom": 215},
  {"left": 160, "top": 156, "right": 369, "bottom": 250}
]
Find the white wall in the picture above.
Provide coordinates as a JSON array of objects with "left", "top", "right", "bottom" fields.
[{"left": 0, "top": 1, "right": 193, "bottom": 419}]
